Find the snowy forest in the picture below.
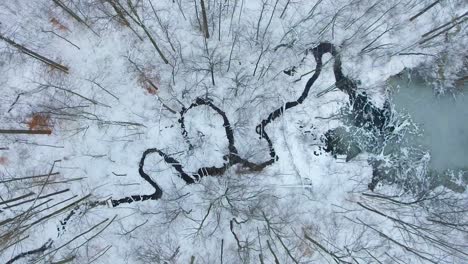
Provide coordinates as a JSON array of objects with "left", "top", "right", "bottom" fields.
[{"left": 0, "top": 0, "right": 467, "bottom": 263}]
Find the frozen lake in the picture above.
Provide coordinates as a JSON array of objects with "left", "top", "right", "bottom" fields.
[{"left": 389, "top": 71, "right": 468, "bottom": 182}]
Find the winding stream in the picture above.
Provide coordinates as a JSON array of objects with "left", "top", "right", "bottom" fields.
[
  {"left": 111, "top": 42, "right": 388, "bottom": 207},
  {"left": 110, "top": 43, "right": 468, "bottom": 206}
]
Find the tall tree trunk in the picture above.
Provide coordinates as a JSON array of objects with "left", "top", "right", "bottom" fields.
[
  {"left": 0, "top": 34, "right": 69, "bottom": 73},
  {"left": 200, "top": 0, "right": 210, "bottom": 38},
  {"left": 52, "top": 0, "right": 99, "bottom": 36}
]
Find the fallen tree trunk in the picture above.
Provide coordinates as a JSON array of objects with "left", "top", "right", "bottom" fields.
[{"left": 0, "top": 129, "right": 52, "bottom": 135}]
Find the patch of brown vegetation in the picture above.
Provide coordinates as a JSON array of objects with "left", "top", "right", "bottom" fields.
[
  {"left": 137, "top": 67, "right": 161, "bottom": 95},
  {"left": 43, "top": 57, "right": 69, "bottom": 76},
  {"left": 298, "top": 225, "right": 317, "bottom": 257},
  {"left": 141, "top": 79, "right": 158, "bottom": 95},
  {"left": 27, "top": 113, "right": 52, "bottom": 132},
  {"left": 0, "top": 156, "right": 8, "bottom": 165},
  {"left": 50, "top": 17, "right": 69, "bottom": 32}
]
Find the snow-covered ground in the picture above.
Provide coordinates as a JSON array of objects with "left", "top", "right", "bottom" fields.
[{"left": 0, "top": 0, "right": 467, "bottom": 263}]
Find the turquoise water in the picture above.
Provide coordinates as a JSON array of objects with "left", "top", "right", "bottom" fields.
[
  {"left": 386, "top": 72, "right": 467, "bottom": 192},
  {"left": 389, "top": 73, "right": 468, "bottom": 172}
]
